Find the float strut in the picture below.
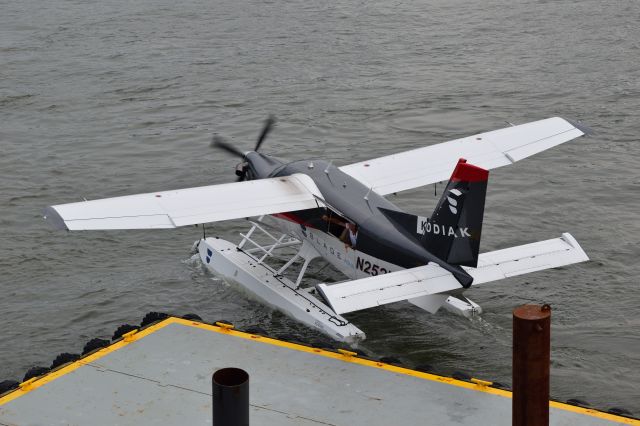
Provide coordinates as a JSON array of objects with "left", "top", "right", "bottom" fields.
[
  {"left": 212, "top": 367, "right": 249, "bottom": 426},
  {"left": 512, "top": 304, "right": 551, "bottom": 426}
]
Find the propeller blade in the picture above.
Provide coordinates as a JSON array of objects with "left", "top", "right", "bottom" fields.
[
  {"left": 254, "top": 115, "right": 275, "bottom": 152},
  {"left": 211, "top": 135, "right": 245, "bottom": 158}
]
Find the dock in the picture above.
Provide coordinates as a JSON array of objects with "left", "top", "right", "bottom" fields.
[{"left": 0, "top": 317, "right": 636, "bottom": 425}]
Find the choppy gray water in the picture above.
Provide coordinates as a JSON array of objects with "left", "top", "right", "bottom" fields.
[{"left": 2, "top": 0, "right": 639, "bottom": 416}]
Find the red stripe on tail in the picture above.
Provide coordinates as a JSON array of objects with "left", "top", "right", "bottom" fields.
[{"left": 451, "top": 158, "right": 489, "bottom": 182}]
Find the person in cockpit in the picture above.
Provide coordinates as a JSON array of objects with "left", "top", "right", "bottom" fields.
[{"left": 321, "top": 214, "right": 358, "bottom": 249}]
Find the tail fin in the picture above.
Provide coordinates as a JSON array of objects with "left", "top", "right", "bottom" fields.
[
  {"left": 424, "top": 158, "right": 488, "bottom": 267},
  {"left": 381, "top": 158, "right": 488, "bottom": 268}
]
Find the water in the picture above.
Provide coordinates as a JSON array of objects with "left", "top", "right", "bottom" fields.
[{"left": 2, "top": 0, "right": 639, "bottom": 415}]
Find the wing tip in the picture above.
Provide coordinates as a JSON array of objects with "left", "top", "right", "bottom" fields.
[
  {"left": 43, "top": 206, "right": 69, "bottom": 231},
  {"left": 561, "top": 232, "right": 590, "bottom": 262},
  {"left": 561, "top": 117, "right": 595, "bottom": 137}
]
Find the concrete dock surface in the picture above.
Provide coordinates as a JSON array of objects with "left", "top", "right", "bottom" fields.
[{"left": 0, "top": 318, "right": 636, "bottom": 425}]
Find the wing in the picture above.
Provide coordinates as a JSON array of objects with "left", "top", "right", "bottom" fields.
[
  {"left": 339, "top": 117, "right": 587, "bottom": 195},
  {"left": 316, "top": 233, "right": 588, "bottom": 315},
  {"left": 45, "top": 173, "right": 322, "bottom": 230}
]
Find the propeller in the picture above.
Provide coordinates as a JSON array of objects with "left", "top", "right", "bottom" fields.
[
  {"left": 254, "top": 115, "right": 275, "bottom": 152},
  {"left": 210, "top": 115, "right": 277, "bottom": 182},
  {"left": 210, "top": 115, "right": 276, "bottom": 157},
  {"left": 210, "top": 135, "right": 245, "bottom": 158}
]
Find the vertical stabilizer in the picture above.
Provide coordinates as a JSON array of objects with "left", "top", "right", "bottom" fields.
[
  {"left": 380, "top": 159, "right": 488, "bottom": 270},
  {"left": 423, "top": 158, "right": 488, "bottom": 267}
]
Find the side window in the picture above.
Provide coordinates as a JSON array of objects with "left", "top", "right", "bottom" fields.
[
  {"left": 318, "top": 208, "right": 358, "bottom": 248},
  {"left": 321, "top": 209, "right": 347, "bottom": 238}
]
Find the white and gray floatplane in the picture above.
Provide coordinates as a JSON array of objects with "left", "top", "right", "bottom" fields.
[{"left": 45, "top": 116, "right": 591, "bottom": 343}]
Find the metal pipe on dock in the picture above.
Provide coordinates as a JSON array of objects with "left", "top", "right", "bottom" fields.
[
  {"left": 513, "top": 304, "right": 551, "bottom": 426},
  {"left": 212, "top": 367, "right": 250, "bottom": 426}
]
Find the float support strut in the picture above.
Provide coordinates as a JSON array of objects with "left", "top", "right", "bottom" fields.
[{"left": 513, "top": 304, "right": 551, "bottom": 426}]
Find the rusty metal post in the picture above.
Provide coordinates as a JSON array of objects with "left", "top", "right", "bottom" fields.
[
  {"left": 212, "top": 367, "right": 249, "bottom": 426},
  {"left": 513, "top": 304, "right": 551, "bottom": 426}
]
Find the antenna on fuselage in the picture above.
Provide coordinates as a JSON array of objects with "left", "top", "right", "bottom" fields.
[
  {"left": 364, "top": 187, "right": 374, "bottom": 212},
  {"left": 324, "top": 160, "right": 335, "bottom": 185},
  {"left": 364, "top": 187, "right": 373, "bottom": 202}
]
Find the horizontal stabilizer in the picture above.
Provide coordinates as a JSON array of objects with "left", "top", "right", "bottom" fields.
[
  {"left": 340, "top": 117, "right": 586, "bottom": 195},
  {"left": 316, "top": 233, "right": 588, "bottom": 315},
  {"left": 44, "top": 173, "right": 323, "bottom": 230}
]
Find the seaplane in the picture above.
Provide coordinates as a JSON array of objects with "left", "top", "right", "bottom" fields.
[{"left": 45, "top": 116, "right": 591, "bottom": 343}]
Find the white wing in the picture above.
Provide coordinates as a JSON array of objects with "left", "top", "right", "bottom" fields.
[
  {"left": 316, "top": 233, "right": 588, "bottom": 315},
  {"left": 45, "top": 173, "right": 322, "bottom": 230},
  {"left": 340, "top": 117, "right": 587, "bottom": 195}
]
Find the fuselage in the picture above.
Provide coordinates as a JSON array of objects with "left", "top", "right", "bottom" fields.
[{"left": 243, "top": 152, "right": 471, "bottom": 283}]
